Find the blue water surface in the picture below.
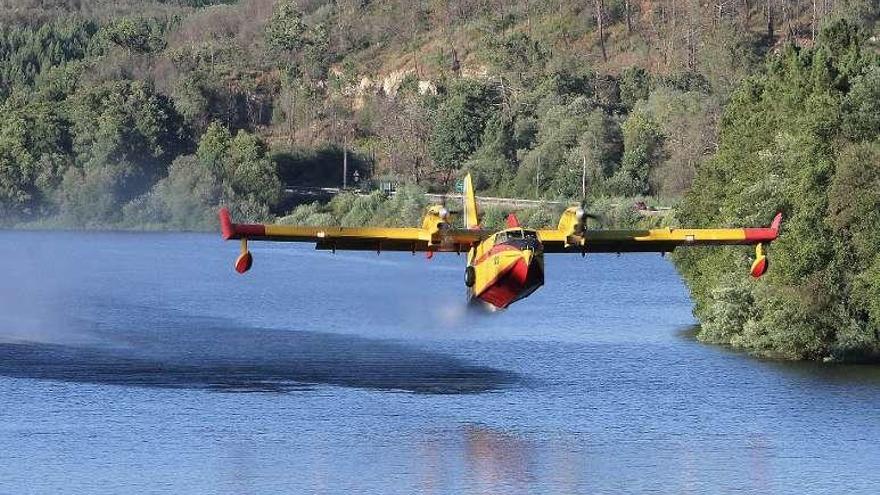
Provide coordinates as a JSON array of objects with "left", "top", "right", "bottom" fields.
[{"left": 1, "top": 231, "right": 878, "bottom": 494}]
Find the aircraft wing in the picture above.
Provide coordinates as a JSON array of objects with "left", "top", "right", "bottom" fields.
[
  {"left": 219, "top": 208, "right": 483, "bottom": 254},
  {"left": 537, "top": 213, "right": 782, "bottom": 254}
]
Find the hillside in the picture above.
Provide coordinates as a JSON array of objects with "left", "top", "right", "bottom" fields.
[
  {"left": 1, "top": 0, "right": 875, "bottom": 229},
  {"left": 0, "top": 0, "right": 879, "bottom": 360}
]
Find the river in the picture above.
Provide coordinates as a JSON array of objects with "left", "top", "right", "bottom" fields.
[{"left": 1, "top": 231, "right": 878, "bottom": 494}]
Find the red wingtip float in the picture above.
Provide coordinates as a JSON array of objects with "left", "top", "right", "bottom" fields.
[
  {"left": 219, "top": 208, "right": 259, "bottom": 274},
  {"left": 748, "top": 212, "right": 782, "bottom": 278},
  {"left": 234, "top": 250, "right": 253, "bottom": 274},
  {"left": 218, "top": 177, "right": 785, "bottom": 309}
]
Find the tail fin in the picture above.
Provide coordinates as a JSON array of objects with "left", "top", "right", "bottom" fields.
[
  {"left": 506, "top": 213, "right": 520, "bottom": 228},
  {"left": 462, "top": 173, "right": 479, "bottom": 229}
]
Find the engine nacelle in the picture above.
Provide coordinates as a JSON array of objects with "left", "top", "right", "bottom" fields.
[
  {"left": 422, "top": 205, "right": 453, "bottom": 242},
  {"left": 557, "top": 206, "right": 587, "bottom": 243}
]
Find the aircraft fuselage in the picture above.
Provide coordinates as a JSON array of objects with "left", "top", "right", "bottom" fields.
[{"left": 466, "top": 228, "right": 545, "bottom": 310}]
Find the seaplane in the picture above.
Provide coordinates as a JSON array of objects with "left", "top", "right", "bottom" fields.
[{"left": 219, "top": 175, "right": 782, "bottom": 310}]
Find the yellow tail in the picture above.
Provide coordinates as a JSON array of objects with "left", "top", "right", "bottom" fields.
[{"left": 462, "top": 174, "right": 479, "bottom": 229}]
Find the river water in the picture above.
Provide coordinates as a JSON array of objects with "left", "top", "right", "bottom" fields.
[{"left": 1, "top": 231, "right": 878, "bottom": 494}]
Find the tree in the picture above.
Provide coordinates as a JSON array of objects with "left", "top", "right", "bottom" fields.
[
  {"left": 0, "top": 93, "right": 70, "bottom": 223},
  {"left": 373, "top": 91, "right": 433, "bottom": 184},
  {"left": 265, "top": 0, "right": 331, "bottom": 81},
  {"left": 265, "top": 1, "right": 308, "bottom": 53},
  {"left": 639, "top": 87, "right": 719, "bottom": 198},
  {"left": 608, "top": 109, "right": 664, "bottom": 196},
  {"left": 196, "top": 122, "right": 232, "bottom": 175},
  {"left": 225, "top": 130, "right": 282, "bottom": 210},
  {"left": 619, "top": 67, "right": 651, "bottom": 110},
  {"left": 103, "top": 17, "right": 166, "bottom": 55},
  {"left": 466, "top": 115, "right": 516, "bottom": 192},
  {"left": 428, "top": 81, "right": 496, "bottom": 185},
  {"left": 594, "top": 0, "right": 607, "bottom": 62}
]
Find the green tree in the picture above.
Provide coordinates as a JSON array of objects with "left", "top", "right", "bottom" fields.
[
  {"left": 466, "top": 115, "right": 516, "bottom": 192},
  {"left": 62, "top": 80, "right": 188, "bottom": 223},
  {"left": 225, "top": 130, "right": 282, "bottom": 210},
  {"left": 0, "top": 93, "right": 70, "bottom": 223},
  {"left": 265, "top": 1, "right": 308, "bottom": 53},
  {"left": 608, "top": 109, "right": 663, "bottom": 196},
  {"left": 196, "top": 122, "right": 232, "bottom": 175},
  {"left": 619, "top": 66, "right": 651, "bottom": 110},
  {"left": 675, "top": 19, "right": 880, "bottom": 361},
  {"left": 428, "top": 81, "right": 496, "bottom": 185},
  {"left": 103, "top": 17, "right": 165, "bottom": 55},
  {"left": 264, "top": 0, "right": 331, "bottom": 81}
]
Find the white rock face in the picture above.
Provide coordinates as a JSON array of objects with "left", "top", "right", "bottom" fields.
[
  {"left": 418, "top": 80, "right": 438, "bottom": 95},
  {"left": 345, "top": 61, "right": 487, "bottom": 108}
]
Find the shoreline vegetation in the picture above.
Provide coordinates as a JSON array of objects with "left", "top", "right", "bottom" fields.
[
  {"left": 7, "top": 186, "right": 668, "bottom": 232},
  {"left": 0, "top": 1, "right": 877, "bottom": 362},
  {"left": 674, "top": 23, "right": 880, "bottom": 364}
]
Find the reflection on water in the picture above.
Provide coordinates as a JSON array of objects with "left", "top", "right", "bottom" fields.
[
  {"left": 0, "top": 319, "right": 515, "bottom": 393},
  {"left": 415, "top": 425, "right": 540, "bottom": 495},
  {"left": 463, "top": 425, "right": 536, "bottom": 493}
]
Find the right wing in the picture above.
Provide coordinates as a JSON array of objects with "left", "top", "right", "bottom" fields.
[{"left": 219, "top": 208, "right": 484, "bottom": 253}]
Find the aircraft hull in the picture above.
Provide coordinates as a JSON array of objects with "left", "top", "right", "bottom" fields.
[
  {"left": 476, "top": 255, "right": 545, "bottom": 309},
  {"left": 468, "top": 229, "right": 545, "bottom": 310}
]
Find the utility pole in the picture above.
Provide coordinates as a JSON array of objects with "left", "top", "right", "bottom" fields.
[
  {"left": 535, "top": 156, "right": 542, "bottom": 199},
  {"left": 582, "top": 155, "right": 587, "bottom": 198},
  {"left": 343, "top": 137, "right": 348, "bottom": 189}
]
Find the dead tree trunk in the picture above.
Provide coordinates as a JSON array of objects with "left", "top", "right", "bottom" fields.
[{"left": 595, "top": 0, "right": 608, "bottom": 62}]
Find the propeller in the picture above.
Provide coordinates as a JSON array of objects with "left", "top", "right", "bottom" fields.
[
  {"left": 438, "top": 193, "right": 462, "bottom": 224},
  {"left": 572, "top": 198, "right": 604, "bottom": 232},
  {"left": 423, "top": 193, "right": 459, "bottom": 260}
]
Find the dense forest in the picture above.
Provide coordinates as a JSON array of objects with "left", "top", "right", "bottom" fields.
[
  {"left": 0, "top": 0, "right": 878, "bottom": 360},
  {"left": 676, "top": 21, "right": 880, "bottom": 361}
]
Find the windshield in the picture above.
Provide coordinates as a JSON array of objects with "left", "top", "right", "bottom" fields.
[{"left": 496, "top": 229, "right": 538, "bottom": 243}]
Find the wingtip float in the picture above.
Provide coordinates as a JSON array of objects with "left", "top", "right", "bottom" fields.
[
  {"left": 218, "top": 180, "right": 783, "bottom": 309},
  {"left": 746, "top": 212, "right": 782, "bottom": 278}
]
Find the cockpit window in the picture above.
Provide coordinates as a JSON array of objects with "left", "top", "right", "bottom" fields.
[{"left": 496, "top": 229, "right": 538, "bottom": 243}]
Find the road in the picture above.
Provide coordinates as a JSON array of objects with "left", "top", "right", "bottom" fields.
[{"left": 283, "top": 186, "right": 671, "bottom": 216}]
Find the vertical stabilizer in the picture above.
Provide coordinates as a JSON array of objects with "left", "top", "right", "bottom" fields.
[{"left": 462, "top": 174, "right": 479, "bottom": 229}]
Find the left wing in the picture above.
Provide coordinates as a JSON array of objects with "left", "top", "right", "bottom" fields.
[
  {"left": 538, "top": 214, "right": 781, "bottom": 253},
  {"left": 538, "top": 211, "right": 782, "bottom": 277},
  {"left": 219, "top": 208, "right": 484, "bottom": 272}
]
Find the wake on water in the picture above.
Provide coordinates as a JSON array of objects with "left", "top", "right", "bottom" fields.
[{"left": 0, "top": 315, "right": 516, "bottom": 394}]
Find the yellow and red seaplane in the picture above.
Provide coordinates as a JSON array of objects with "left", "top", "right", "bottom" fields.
[{"left": 219, "top": 175, "right": 781, "bottom": 310}]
